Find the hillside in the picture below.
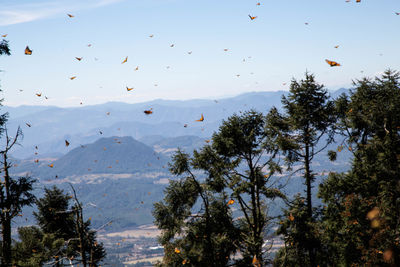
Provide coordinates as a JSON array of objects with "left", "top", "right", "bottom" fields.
[{"left": 12, "top": 136, "right": 169, "bottom": 181}]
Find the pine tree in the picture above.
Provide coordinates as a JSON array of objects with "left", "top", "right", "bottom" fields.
[
  {"left": 0, "top": 127, "right": 36, "bottom": 266},
  {"left": 154, "top": 110, "right": 285, "bottom": 266},
  {"left": 268, "top": 73, "right": 336, "bottom": 266},
  {"left": 319, "top": 70, "right": 400, "bottom": 266}
]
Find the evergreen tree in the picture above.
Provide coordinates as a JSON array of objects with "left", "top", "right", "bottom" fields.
[
  {"left": 154, "top": 110, "right": 285, "bottom": 266},
  {"left": 0, "top": 127, "right": 36, "bottom": 266},
  {"left": 268, "top": 73, "right": 336, "bottom": 266},
  {"left": 32, "top": 186, "right": 106, "bottom": 266},
  {"left": 319, "top": 70, "right": 400, "bottom": 266}
]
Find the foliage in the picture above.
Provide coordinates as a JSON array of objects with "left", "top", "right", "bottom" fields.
[
  {"left": 154, "top": 110, "right": 285, "bottom": 266},
  {"left": 319, "top": 69, "right": 400, "bottom": 266},
  {"left": 269, "top": 73, "right": 336, "bottom": 266}
]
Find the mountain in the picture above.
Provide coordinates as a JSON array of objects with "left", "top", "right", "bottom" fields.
[
  {"left": 12, "top": 136, "right": 169, "bottom": 181},
  {"left": 4, "top": 89, "right": 348, "bottom": 159}
]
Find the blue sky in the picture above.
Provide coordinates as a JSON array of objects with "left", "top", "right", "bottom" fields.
[{"left": 0, "top": 0, "right": 399, "bottom": 107}]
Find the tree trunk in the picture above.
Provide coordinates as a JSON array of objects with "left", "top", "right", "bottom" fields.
[
  {"left": 2, "top": 153, "right": 12, "bottom": 267},
  {"left": 304, "top": 143, "right": 316, "bottom": 267}
]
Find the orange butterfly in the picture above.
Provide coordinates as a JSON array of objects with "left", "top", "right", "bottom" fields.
[
  {"left": 134, "top": 66, "right": 139, "bottom": 71},
  {"left": 1, "top": 34, "right": 7, "bottom": 37},
  {"left": 25, "top": 46, "right": 32, "bottom": 55},
  {"left": 48, "top": 163, "right": 54, "bottom": 168},
  {"left": 175, "top": 248, "right": 181, "bottom": 254},
  {"left": 67, "top": 14, "right": 74, "bottom": 18},
  {"left": 70, "top": 76, "right": 77, "bottom": 80},
  {"left": 252, "top": 256, "right": 261, "bottom": 267},
  {"left": 356, "top": 0, "right": 361, "bottom": 2},
  {"left": 65, "top": 140, "right": 70, "bottom": 147},
  {"left": 196, "top": 114, "right": 204, "bottom": 122},
  {"left": 36, "top": 93, "right": 42, "bottom": 97},
  {"left": 248, "top": 15, "right": 257, "bottom": 20},
  {"left": 334, "top": 45, "right": 339, "bottom": 48},
  {"left": 75, "top": 57, "right": 82, "bottom": 61},
  {"left": 126, "top": 87, "right": 134, "bottom": 91},
  {"left": 144, "top": 109, "right": 153, "bottom": 115},
  {"left": 256, "top": 2, "right": 261, "bottom": 5},
  {"left": 289, "top": 213, "right": 295, "bottom": 221},
  {"left": 122, "top": 56, "right": 128, "bottom": 64},
  {"left": 34, "top": 159, "right": 39, "bottom": 163},
  {"left": 325, "top": 59, "right": 341, "bottom": 67},
  {"left": 227, "top": 199, "right": 235, "bottom": 205}
]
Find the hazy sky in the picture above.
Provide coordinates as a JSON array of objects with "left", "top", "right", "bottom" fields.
[{"left": 0, "top": 0, "right": 399, "bottom": 107}]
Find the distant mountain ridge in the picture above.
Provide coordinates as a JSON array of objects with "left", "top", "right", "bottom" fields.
[
  {"left": 4, "top": 89, "right": 348, "bottom": 159},
  {"left": 12, "top": 136, "right": 169, "bottom": 181}
]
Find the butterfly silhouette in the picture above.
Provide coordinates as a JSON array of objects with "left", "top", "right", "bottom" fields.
[
  {"left": 67, "top": 14, "right": 74, "bottom": 18},
  {"left": 25, "top": 46, "right": 32, "bottom": 55},
  {"left": 196, "top": 114, "right": 204, "bottom": 122},
  {"left": 248, "top": 15, "right": 257, "bottom": 20},
  {"left": 325, "top": 59, "right": 341, "bottom": 67},
  {"left": 126, "top": 87, "right": 134, "bottom": 91},
  {"left": 122, "top": 56, "right": 128, "bottom": 64}
]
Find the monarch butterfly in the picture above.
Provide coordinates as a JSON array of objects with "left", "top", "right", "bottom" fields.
[
  {"left": 248, "top": 15, "right": 257, "bottom": 20},
  {"left": 256, "top": 2, "right": 260, "bottom": 5},
  {"left": 325, "top": 59, "right": 341, "bottom": 67},
  {"left": 289, "top": 213, "right": 295, "bottom": 221},
  {"left": 48, "top": 163, "right": 54, "bottom": 168},
  {"left": 67, "top": 14, "right": 74, "bottom": 18},
  {"left": 65, "top": 140, "right": 70, "bottom": 147},
  {"left": 356, "top": 0, "right": 361, "bottom": 2},
  {"left": 126, "top": 87, "right": 134, "bottom": 91},
  {"left": 144, "top": 109, "right": 153, "bottom": 115},
  {"left": 227, "top": 199, "right": 235, "bottom": 205},
  {"left": 175, "top": 248, "right": 181, "bottom": 254},
  {"left": 36, "top": 93, "right": 42, "bottom": 97},
  {"left": 334, "top": 45, "right": 339, "bottom": 48},
  {"left": 252, "top": 255, "right": 261, "bottom": 267},
  {"left": 196, "top": 114, "right": 204, "bottom": 122},
  {"left": 1, "top": 34, "right": 7, "bottom": 37},
  {"left": 25, "top": 46, "right": 32, "bottom": 55},
  {"left": 75, "top": 57, "right": 82, "bottom": 61},
  {"left": 34, "top": 159, "right": 39, "bottom": 163},
  {"left": 205, "top": 140, "right": 210, "bottom": 143},
  {"left": 134, "top": 66, "right": 139, "bottom": 71},
  {"left": 121, "top": 56, "right": 128, "bottom": 64},
  {"left": 70, "top": 76, "right": 76, "bottom": 80},
  {"left": 224, "top": 48, "right": 229, "bottom": 51},
  {"left": 149, "top": 34, "right": 154, "bottom": 38}
]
